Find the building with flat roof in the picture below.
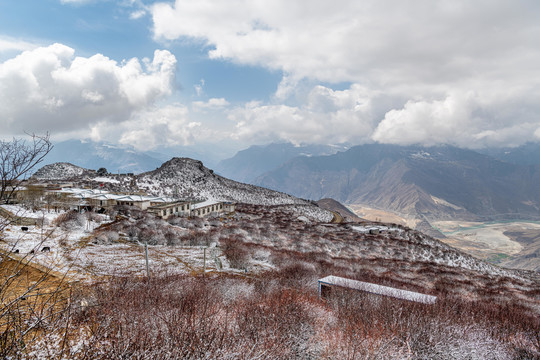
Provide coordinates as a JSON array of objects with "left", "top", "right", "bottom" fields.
[{"left": 147, "top": 201, "right": 192, "bottom": 219}]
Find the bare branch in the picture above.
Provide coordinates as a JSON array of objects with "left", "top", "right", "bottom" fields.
[{"left": 0, "top": 133, "right": 53, "bottom": 207}]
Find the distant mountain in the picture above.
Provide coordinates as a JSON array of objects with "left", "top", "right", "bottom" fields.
[
  {"left": 42, "top": 140, "right": 163, "bottom": 174},
  {"left": 478, "top": 142, "right": 540, "bottom": 166},
  {"left": 214, "top": 142, "right": 348, "bottom": 183},
  {"left": 254, "top": 144, "right": 540, "bottom": 221}
]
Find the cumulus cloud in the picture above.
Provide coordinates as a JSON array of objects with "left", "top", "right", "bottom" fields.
[
  {"left": 151, "top": 1, "right": 540, "bottom": 84},
  {"left": 373, "top": 91, "right": 540, "bottom": 148},
  {"left": 151, "top": 0, "right": 540, "bottom": 148},
  {"left": 116, "top": 104, "right": 202, "bottom": 150},
  {"left": 372, "top": 93, "right": 477, "bottom": 146},
  {"left": 0, "top": 43, "right": 177, "bottom": 136},
  {"left": 229, "top": 84, "right": 376, "bottom": 145}
]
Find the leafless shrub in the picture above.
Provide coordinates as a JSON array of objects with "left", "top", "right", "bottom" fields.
[
  {"left": 53, "top": 211, "right": 85, "bottom": 230},
  {"left": 222, "top": 240, "right": 251, "bottom": 269}
]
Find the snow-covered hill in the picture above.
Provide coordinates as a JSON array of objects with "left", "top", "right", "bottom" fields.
[
  {"left": 32, "top": 162, "right": 95, "bottom": 180},
  {"left": 137, "top": 158, "right": 316, "bottom": 207}
]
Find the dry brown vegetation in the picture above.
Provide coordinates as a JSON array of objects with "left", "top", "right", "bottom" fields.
[
  {"left": 0, "top": 254, "right": 71, "bottom": 358},
  {"left": 3, "top": 202, "right": 540, "bottom": 358},
  {"left": 15, "top": 270, "right": 540, "bottom": 359}
]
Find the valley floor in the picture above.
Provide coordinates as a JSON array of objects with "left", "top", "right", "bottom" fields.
[{"left": 348, "top": 203, "right": 540, "bottom": 272}]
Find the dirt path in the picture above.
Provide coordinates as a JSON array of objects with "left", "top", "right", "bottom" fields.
[{"left": 330, "top": 211, "right": 344, "bottom": 224}]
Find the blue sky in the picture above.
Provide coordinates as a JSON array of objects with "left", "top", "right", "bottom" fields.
[
  {"left": 1, "top": 0, "right": 540, "bottom": 155},
  {"left": 0, "top": 0, "right": 280, "bottom": 102}
]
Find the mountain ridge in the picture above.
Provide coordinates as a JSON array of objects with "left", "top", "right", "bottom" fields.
[{"left": 254, "top": 143, "right": 540, "bottom": 221}]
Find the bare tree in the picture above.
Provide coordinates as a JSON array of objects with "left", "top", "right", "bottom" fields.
[
  {"left": 0, "top": 133, "right": 53, "bottom": 207},
  {"left": 0, "top": 133, "right": 70, "bottom": 358}
]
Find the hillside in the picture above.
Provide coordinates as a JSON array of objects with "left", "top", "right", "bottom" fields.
[
  {"left": 32, "top": 162, "right": 96, "bottom": 180},
  {"left": 136, "top": 157, "right": 322, "bottom": 208},
  {"left": 1, "top": 201, "right": 539, "bottom": 358},
  {"left": 31, "top": 158, "right": 333, "bottom": 221},
  {"left": 316, "top": 198, "right": 363, "bottom": 222}
]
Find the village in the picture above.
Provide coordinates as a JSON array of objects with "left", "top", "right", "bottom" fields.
[{"left": 2, "top": 180, "right": 236, "bottom": 222}]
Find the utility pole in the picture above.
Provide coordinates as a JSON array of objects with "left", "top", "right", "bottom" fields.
[
  {"left": 203, "top": 246, "right": 206, "bottom": 275},
  {"left": 145, "top": 241, "right": 150, "bottom": 279}
]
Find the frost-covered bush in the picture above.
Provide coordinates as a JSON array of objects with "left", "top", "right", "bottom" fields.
[
  {"left": 93, "top": 231, "right": 119, "bottom": 245},
  {"left": 16, "top": 271, "right": 540, "bottom": 359},
  {"left": 53, "top": 210, "right": 85, "bottom": 230}
]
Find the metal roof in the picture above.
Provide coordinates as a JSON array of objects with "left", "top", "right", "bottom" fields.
[{"left": 318, "top": 275, "right": 437, "bottom": 304}]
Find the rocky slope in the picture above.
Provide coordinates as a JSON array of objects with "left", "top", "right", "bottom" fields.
[
  {"left": 316, "top": 198, "right": 362, "bottom": 222},
  {"left": 32, "top": 162, "right": 96, "bottom": 180},
  {"left": 136, "top": 158, "right": 314, "bottom": 206}
]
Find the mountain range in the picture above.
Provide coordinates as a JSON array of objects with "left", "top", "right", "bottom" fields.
[
  {"left": 41, "top": 139, "right": 239, "bottom": 175},
  {"left": 214, "top": 143, "right": 349, "bottom": 183},
  {"left": 217, "top": 143, "right": 539, "bottom": 222}
]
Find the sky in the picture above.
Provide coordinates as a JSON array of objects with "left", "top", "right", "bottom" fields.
[{"left": 1, "top": 0, "right": 540, "bottom": 154}]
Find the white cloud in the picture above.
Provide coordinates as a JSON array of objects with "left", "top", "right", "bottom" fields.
[
  {"left": 130, "top": 9, "right": 147, "bottom": 20},
  {"left": 0, "top": 37, "right": 38, "bottom": 53},
  {"left": 229, "top": 84, "right": 376, "bottom": 145},
  {"left": 151, "top": 0, "right": 540, "bottom": 148},
  {"left": 0, "top": 43, "right": 177, "bottom": 136},
  {"left": 194, "top": 79, "right": 205, "bottom": 96},
  {"left": 192, "top": 98, "right": 230, "bottom": 111},
  {"left": 151, "top": 1, "right": 540, "bottom": 84},
  {"left": 117, "top": 104, "right": 201, "bottom": 150},
  {"left": 372, "top": 92, "right": 540, "bottom": 148},
  {"left": 372, "top": 93, "right": 475, "bottom": 146}
]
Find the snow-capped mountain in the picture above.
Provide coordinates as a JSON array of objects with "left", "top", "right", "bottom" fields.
[{"left": 41, "top": 140, "right": 164, "bottom": 174}]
